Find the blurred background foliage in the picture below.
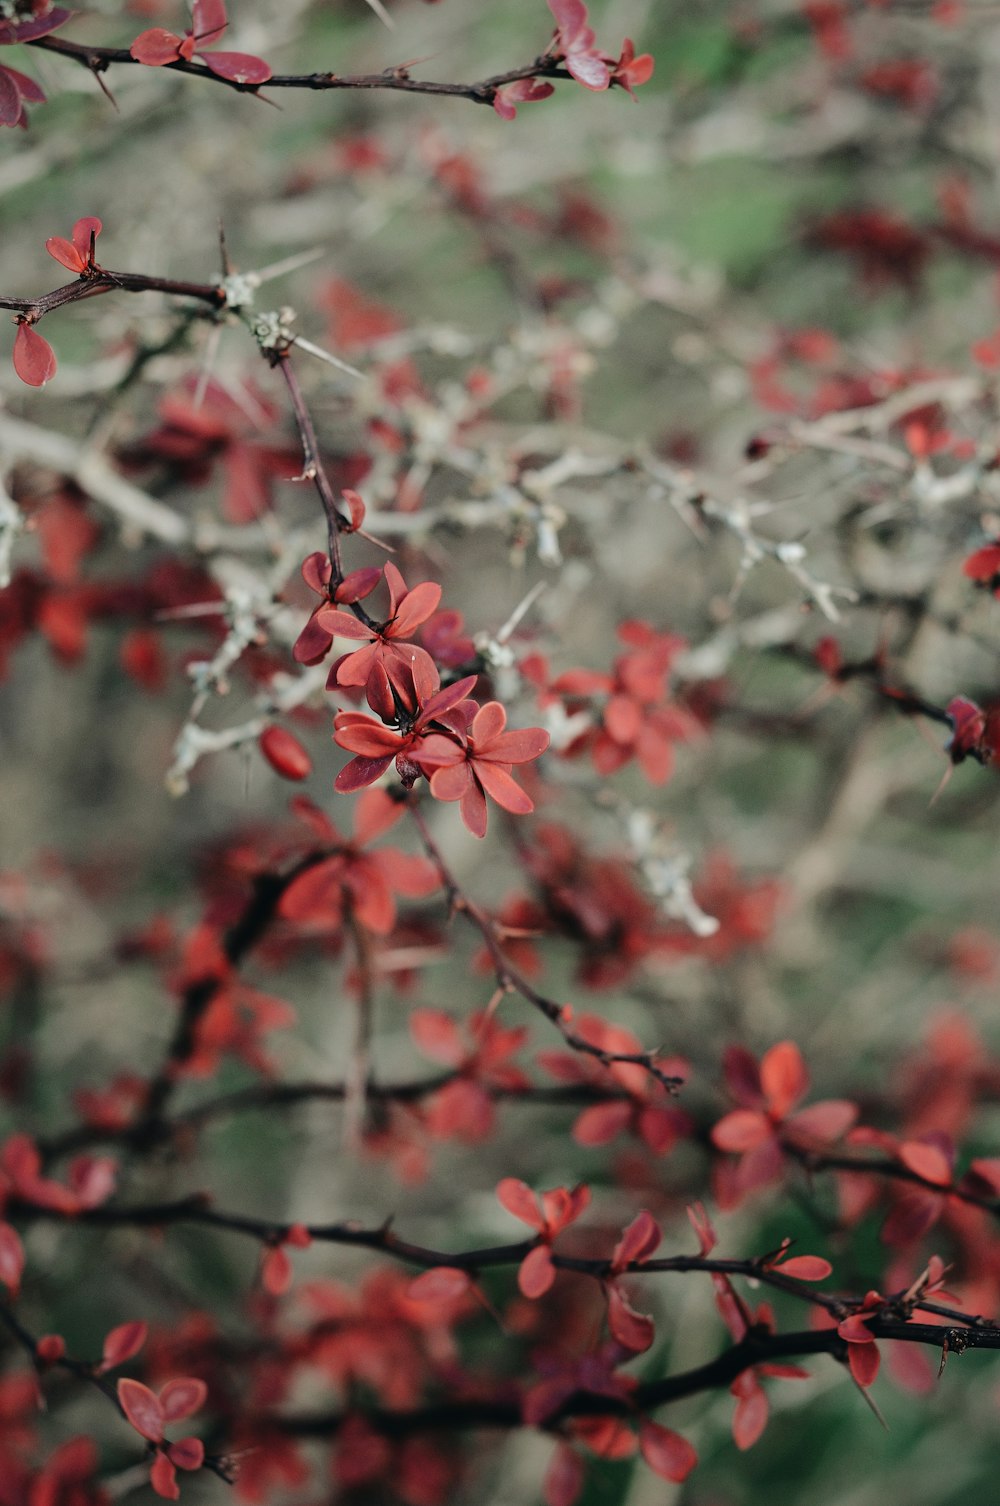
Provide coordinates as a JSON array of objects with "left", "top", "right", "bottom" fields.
[{"left": 4, "top": 3, "right": 1000, "bottom": 1504}]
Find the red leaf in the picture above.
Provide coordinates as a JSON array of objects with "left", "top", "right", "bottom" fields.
[
  {"left": 518, "top": 1244, "right": 556, "bottom": 1298},
  {"left": 130, "top": 29, "right": 184, "bottom": 66},
  {"left": 410, "top": 1008, "right": 464, "bottom": 1065},
  {"left": 193, "top": 0, "right": 228, "bottom": 45},
  {"left": 118, "top": 1378, "right": 165, "bottom": 1442},
  {"left": 606, "top": 1282, "right": 655, "bottom": 1352},
  {"left": 573, "top": 1100, "right": 632, "bottom": 1146},
  {"left": 543, "top": 1443, "right": 585, "bottom": 1506},
  {"left": 261, "top": 1245, "right": 293, "bottom": 1296},
  {"left": 776, "top": 1255, "right": 832, "bottom": 1281},
  {"left": 760, "top": 1040, "right": 808, "bottom": 1117},
  {"left": 848, "top": 1340, "right": 880, "bottom": 1387},
  {"left": 0, "top": 66, "right": 23, "bottom": 126},
  {"left": 45, "top": 236, "right": 85, "bottom": 273},
  {"left": 711, "top": 1108, "right": 770, "bottom": 1152},
  {"left": 638, "top": 1420, "right": 698, "bottom": 1482},
  {"left": 100, "top": 1321, "right": 148, "bottom": 1372},
  {"left": 496, "top": 1177, "right": 544, "bottom": 1229},
  {"left": 13, "top": 323, "right": 57, "bottom": 387},
  {"left": 0, "top": 1222, "right": 24, "bottom": 1294},
  {"left": 166, "top": 1437, "right": 205, "bottom": 1470},
  {"left": 731, "top": 1373, "right": 769, "bottom": 1449},
  {"left": 199, "top": 51, "right": 272, "bottom": 85},
  {"left": 407, "top": 1267, "right": 472, "bottom": 1302},
  {"left": 612, "top": 1209, "right": 662, "bottom": 1268},
  {"left": 150, "top": 1452, "right": 179, "bottom": 1500},
  {"left": 159, "top": 1377, "right": 207, "bottom": 1423},
  {"left": 899, "top": 1139, "right": 953, "bottom": 1186}
]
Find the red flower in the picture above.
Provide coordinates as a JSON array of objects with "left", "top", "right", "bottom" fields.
[
  {"left": 496, "top": 1178, "right": 590, "bottom": 1297},
  {"left": 416, "top": 701, "right": 550, "bottom": 838},
  {"left": 130, "top": 0, "right": 271, "bottom": 85}
]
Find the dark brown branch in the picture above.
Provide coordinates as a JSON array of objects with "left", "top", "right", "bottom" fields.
[
  {"left": 30, "top": 36, "right": 571, "bottom": 108},
  {"left": 124, "top": 854, "right": 332, "bottom": 1151},
  {"left": 274, "top": 1321, "right": 1000, "bottom": 1438},
  {"left": 407, "top": 798, "right": 683, "bottom": 1094}
]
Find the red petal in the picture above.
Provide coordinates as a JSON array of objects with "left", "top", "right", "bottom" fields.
[
  {"left": 13, "top": 323, "right": 56, "bottom": 387},
  {"left": 117, "top": 1378, "right": 165, "bottom": 1442},
  {"left": 130, "top": 29, "right": 184, "bottom": 65},
  {"left": 199, "top": 51, "right": 273, "bottom": 85},
  {"left": 638, "top": 1421, "right": 697, "bottom": 1482}
]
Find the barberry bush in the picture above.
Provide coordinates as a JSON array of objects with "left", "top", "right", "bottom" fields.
[{"left": 4, "top": 2, "right": 1000, "bottom": 1504}]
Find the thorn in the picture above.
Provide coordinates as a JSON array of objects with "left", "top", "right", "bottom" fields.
[{"left": 364, "top": 0, "right": 396, "bottom": 28}]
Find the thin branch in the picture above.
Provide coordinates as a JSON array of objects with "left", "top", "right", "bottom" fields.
[{"left": 30, "top": 36, "right": 572, "bottom": 108}]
